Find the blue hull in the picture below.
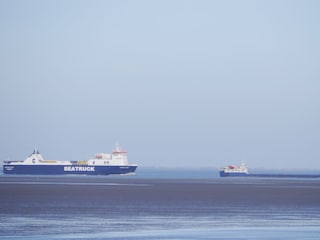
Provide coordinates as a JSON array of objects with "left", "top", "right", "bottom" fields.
[
  {"left": 219, "top": 171, "right": 248, "bottom": 177},
  {"left": 3, "top": 164, "right": 137, "bottom": 175}
]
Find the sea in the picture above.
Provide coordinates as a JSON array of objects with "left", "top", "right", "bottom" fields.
[{"left": 1, "top": 168, "right": 320, "bottom": 240}]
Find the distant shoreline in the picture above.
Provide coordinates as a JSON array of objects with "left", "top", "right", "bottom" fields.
[
  {"left": 1, "top": 167, "right": 320, "bottom": 179},
  {"left": 247, "top": 173, "right": 320, "bottom": 178}
]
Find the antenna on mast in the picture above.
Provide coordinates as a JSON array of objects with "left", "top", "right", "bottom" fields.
[
  {"left": 34, "top": 144, "right": 40, "bottom": 154},
  {"left": 115, "top": 141, "right": 120, "bottom": 151}
]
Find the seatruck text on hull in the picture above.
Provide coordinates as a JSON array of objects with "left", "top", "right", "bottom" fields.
[{"left": 64, "top": 166, "right": 95, "bottom": 172}]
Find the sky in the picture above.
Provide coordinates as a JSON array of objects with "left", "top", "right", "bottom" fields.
[{"left": 0, "top": 0, "right": 319, "bottom": 169}]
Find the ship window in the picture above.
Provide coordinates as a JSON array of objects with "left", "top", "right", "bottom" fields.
[
  {"left": 93, "top": 161, "right": 95, "bottom": 165},
  {"left": 32, "top": 159, "right": 35, "bottom": 163}
]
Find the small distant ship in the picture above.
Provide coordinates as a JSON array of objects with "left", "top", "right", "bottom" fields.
[
  {"left": 3, "top": 144, "right": 137, "bottom": 175},
  {"left": 219, "top": 163, "right": 249, "bottom": 177}
]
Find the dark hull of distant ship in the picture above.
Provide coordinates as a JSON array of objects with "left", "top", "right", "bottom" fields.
[
  {"left": 219, "top": 171, "right": 248, "bottom": 177},
  {"left": 3, "top": 164, "right": 137, "bottom": 175}
]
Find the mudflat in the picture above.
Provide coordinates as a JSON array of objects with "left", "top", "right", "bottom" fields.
[{"left": 1, "top": 176, "right": 319, "bottom": 216}]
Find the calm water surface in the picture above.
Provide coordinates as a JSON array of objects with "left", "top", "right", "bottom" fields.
[{"left": 1, "top": 174, "right": 320, "bottom": 239}]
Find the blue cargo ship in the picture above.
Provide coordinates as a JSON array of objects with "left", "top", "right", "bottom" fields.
[{"left": 3, "top": 144, "right": 137, "bottom": 175}]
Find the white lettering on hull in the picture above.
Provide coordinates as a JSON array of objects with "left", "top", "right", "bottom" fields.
[{"left": 64, "top": 166, "right": 95, "bottom": 172}]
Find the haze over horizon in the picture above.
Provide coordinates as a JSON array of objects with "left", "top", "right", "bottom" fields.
[{"left": 0, "top": 0, "right": 319, "bottom": 169}]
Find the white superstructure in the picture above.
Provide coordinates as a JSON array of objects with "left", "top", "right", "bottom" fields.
[
  {"left": 87, "top": 143, "right": 130, "bottom": 166},
  {"left": 7, "top": 144, "right": 132, "bottom": 166},
  {"left": 8, "top": 150, "right": 71, "bottom": 165},
  {"left": 221, "top": 163, "right": 248, "bottom": 174}
]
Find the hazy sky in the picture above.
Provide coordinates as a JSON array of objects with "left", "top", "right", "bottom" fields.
[{"left": 0, "top": 0, "right": 319, "bottom": 169}]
